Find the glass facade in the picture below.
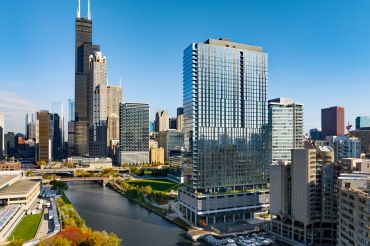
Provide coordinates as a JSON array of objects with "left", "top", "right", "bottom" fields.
[
  {"left": 119, "top": 103, "right": 149, "bottom": 152},
  {"left": 183, "top": 38, "right": 269, "bottom": 193},
  {"left": 355, "top": 116, "right": 370, "bottom": 129},
  {"left": 268, "top": 98, "right": 304, "bottom": 164}
]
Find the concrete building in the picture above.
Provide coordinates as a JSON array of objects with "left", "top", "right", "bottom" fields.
[
  {"left": 326, "top": 136, "right": 361, "bottom": 162},
  {"left": 119, "top": 103, "right": 149, "bottom": 164},
  {"left": 339, "top": 158, "right": 370, "bottom": 174},
  {"left": 78, "top": 157, "right": 112, "bottom": 169},
  {"left": 268, "top": 98, "right": 304, "bottom": 163},
  {"left": 155, "top": 111, "right": 169, "bottom": 132},
  {"left": 355, "top": 116, "right": 370, "bottom": 129},
  {"left": 270, "top": 143, "right": 338, "bottom": 245},
  {"left": 150, "top": 147, "right": 164, "bottom": 164},
  {"left": 321, "top": 106, "right": 345, "bottom": 139},
  {"left": 337, "top": 173, "right": 369, "bottom": 246},
  {"left": 159, "top": 130, "right": 184, "bottom": 161},
  {"left": 179, "top": 38, "right": 270, "bottom": 229},
  {"left": 0, "top": 113, "right": 3, "bottom": 160},
  {"left": 350, "top": 128, "right": 370, "bottom": 154},
  {"left": 0, "top": 172, "right": 40, "bottom": 242}
]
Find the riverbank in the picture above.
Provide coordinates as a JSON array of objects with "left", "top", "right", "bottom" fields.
[{"left": 107, "top": 181, "right": 191, "bottom": 231}]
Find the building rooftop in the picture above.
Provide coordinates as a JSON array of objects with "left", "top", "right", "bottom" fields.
[
  {"left": 0, "top": 175, "right": 18, "bottom": 189},
  {"left": 0, "top": 180, "right": 39, "bottom": 197},
  {"left": 204, "top": 38, "right": 263, "bottom": 52}
]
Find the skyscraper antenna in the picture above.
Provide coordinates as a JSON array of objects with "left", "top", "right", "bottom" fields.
[
  {"left": 88, "top": 0, "right": 91, "bottom": 20},
  {"left": 77, "top": 0, "right": 80, "bottom": 18}
]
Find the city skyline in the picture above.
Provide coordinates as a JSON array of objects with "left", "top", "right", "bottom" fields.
[{"left": 2, "top": 0, "right": 370, "bottom": 133}]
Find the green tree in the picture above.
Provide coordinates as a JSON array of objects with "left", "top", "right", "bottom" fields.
[
  {"left": 8, "top": 239, "right": 24, "bottom": 246},
  {"left": 50, "top": 180, "right": 69, "bottom": 194}
]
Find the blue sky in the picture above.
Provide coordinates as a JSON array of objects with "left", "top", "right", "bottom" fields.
[{"left": 1, "top": 0, "right": 370, "bottom": 133}]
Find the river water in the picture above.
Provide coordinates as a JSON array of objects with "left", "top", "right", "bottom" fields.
[{"left": 64, "top": 182, "right": 207, "bottom": 246}]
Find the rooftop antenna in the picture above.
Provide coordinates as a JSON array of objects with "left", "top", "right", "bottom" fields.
[
  {"left": 77, "top": 0, "right": 81, "bottom": 18},
  {"left": 88, "top": 0, "right": 91, "bottom": 20}
]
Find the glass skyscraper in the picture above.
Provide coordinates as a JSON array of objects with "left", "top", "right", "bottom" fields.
[
  {"left": 179, "top": 38, "right": 270, "bottom": 227},
  {"left": 268, "top": 98, "right": 304, "bottom": 164}
]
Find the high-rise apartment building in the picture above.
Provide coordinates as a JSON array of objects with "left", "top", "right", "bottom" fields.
[
  {"left": 337, "top": 173, "right": 369, "bottom": 246},
  {"left": 270, "top": 143, "right": 338, "bottom": 245},
  {"left": 321, "top": 106, "right": 345, "bottom": 139},
  {"left": 355, "top": 116, "right": 370, "bottom": 130},
  {"left": 74, "top": 1, "right": 100, "bottom": 156},
  {"left": 350, "top": 129, "right": 370, "bottom": 154},
  {"left": 268, "top": 98, "right": 304, "bottom": 163},
  {"left": 155, "top": 111, "right": 169, "bottom": 132},
  {"left": 0, "top": 113, "right": 4, "bottom": 160},
  {"left": 119, "top": 103, "right": 149, "bottom": 164},
  {"left": 179, "top": 38, "right": 270, "bottom": 227},
  {"left": 326, "top": 136, "right": 361, "bottom": 162}
]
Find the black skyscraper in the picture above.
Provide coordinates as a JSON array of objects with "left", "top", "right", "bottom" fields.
[{"left": 74, "top": 1, "right": 99, "bottom": 156}]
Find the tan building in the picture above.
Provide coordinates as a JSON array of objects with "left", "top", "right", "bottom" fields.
[
  {"left": 176, "top": 114, "right": 184, "bottom": 131},
  {"left": 155, "top": 110, "right": 169, "bottom": 132},
  {"left": 36, "top": 111, "right": 51, "bottom": 162},
  {"left": 340, "top": 158, "right": 370, "bottom": 173},
  {"left": 270, "top": 143, "right": 338, "bottom": 245},
  {"left": 337, "top": 173, "right": 370, "bottom": 246},
  {"left": 0, "top": 161, "right": 21, "bottom": 171},
  {"left": 150, "top": 147, "right": 164, "bottom": 164}
]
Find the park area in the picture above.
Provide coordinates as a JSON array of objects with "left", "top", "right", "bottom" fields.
[
  {"left": 8, "top": 213, "right": 43, "bottom": 242},
  {"left": 127, "top": 179, "right": 179, "bottom": 193}
]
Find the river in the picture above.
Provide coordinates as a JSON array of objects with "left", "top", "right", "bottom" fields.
[{"left": 64, "top": 182, "right": 207, "bottom": 246}]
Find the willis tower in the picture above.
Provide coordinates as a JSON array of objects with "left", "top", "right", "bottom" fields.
[{"left": 74, "top": 0, "right": 99, "bottom": 156}]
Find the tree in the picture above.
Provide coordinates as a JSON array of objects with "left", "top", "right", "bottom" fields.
[
  {"left": 25, "top": 170, "right": 34, "bottom": 177},
  {"left": 8, "top": 239, "right": 24, "bottom": 246},
  {"left": 37, "top": 160, "right": 47, "bottom": 166},
  {"left": 38, "top": 235, "right": 73, "bottom": 246},
  {"left": 50, "top": 180, "right": 69, "bottom": 194}
]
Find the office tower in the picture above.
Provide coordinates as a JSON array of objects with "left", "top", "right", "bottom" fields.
[
  {"left": 169, "top": 117, "right": 177, "bottom": 130},
  {"left": 0, "top": 113, "right": 3, "bottom": 160},
  {"left": 149, "top": 122, "right": 155, "bottom": 132},
  {"left": 176, "top": 107, "right": 184, "bottom": 131},
  {"left": 309, "top": 128, "right": 322, "bottom": 140},
  {"left": 36, "top": 111, "right": 51, "bottom": 162},
  {"left": 355, "top": 116, "right": 370, "bottom": 129},
  {"left": 27, "top": 114, "right": 36, "bottom": 140},
  {"left": 51, "top": 101, "right": 64, "bottom": 142},
  {"left": 150, "top": 147, "right": 164, "bottom": 164},
  {"left": 268, "top": 98, "right": 304, "bottom": 163},
  {"left": 179, "top": 38, "right": 270, "bottom": 227},
  {"left": 4, "top": 132, "right": 15, "bottom": 157},
  {"left": 68, "top": 99, "right": 75, "bottom": 122},
  {"left": 74, "top": 0, "right": 100, "bottom": 156},
  {"left": 68, "top": 121, "right": 75, "bottom": 156},
  {"left": 159, "top": 130, "right": 184, "bottom": 161},
  {"left": 51, "top": 113, "right": 63, "bottom": 160},
  {"left": 155, "top": 111, "right": 169, "bottom": 132},
  {"left": 119, "top": 103, "right": 149, "bottom": 164},
  {"left": 25, "top": 113, "right": 29, "bottom": 139},
  {"left": 337, "top": 173, "right": 369, "bottom": 246},
  {"left": 270, "top": 143, "right": 338, "bottom": 245},
  {"left": 177, "top": 107, "right": 184, "bottom": 116},
  {"left": 326, "top": 136, "right": 361, "bottom": 162},
  {"left": 321, "top": 106, "right": 345, "bottom": 138}
]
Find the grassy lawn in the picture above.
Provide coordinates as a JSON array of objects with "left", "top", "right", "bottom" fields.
[
  {"left": 127, "top": 179, "right": 179, "bottom": 192},
  {"left": 62, "top": 190, "right": 72, "bottom": 205},
  {"left": 8, "top": 213, "right": 43, "bottom": 242}
]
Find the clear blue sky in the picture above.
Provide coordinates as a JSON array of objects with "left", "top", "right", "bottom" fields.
[{"left": 1, "top": 0, "right": 370, "bottom": 133}]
